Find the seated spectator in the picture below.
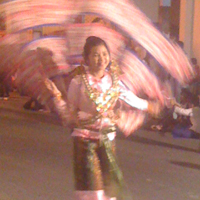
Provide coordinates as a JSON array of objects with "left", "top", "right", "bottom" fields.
[
  {"left": 0, "top": 72, "right": 12, "bottom": 100},
  {"left": 23, "top": 97, "right": 45, "bottom": 111},
  {"left": 172, "top": 106, "right": 200, "bottom": 139},
  {"left": 191, "top": 57, "right": 199, "bottom": 76},
  {"left": 149, "top": 88, "right": 199, "bottom": 135},
  {"left": 171, "top": 88, "right": 200, "bottom": 139},
  {"left": 189, "top": 57, "right": 200, "bottom": 97}
]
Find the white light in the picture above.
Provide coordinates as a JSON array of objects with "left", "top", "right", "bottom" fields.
[{"left": 160, "top": 0, "right": 171, "bottom": 6}]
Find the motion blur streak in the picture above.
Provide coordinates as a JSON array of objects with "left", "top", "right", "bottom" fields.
[{"left": 0, "top": 0, "right": 195, "bottom": 133}]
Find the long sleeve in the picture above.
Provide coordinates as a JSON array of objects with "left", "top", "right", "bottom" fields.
[
  {"left": 174, "top": 106, "right": 193, "bottom": 117},
  {"left": 67, "top": 77, "right": 81, "bottom": 115},
  {"left": 118, "top": 81, "right": 148, "bottom": 110}
]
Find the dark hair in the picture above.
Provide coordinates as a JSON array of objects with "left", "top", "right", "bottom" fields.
[
  {"left": 181, "top": 88, "right": 199, "bottom": 107},
  {"left": 83, "top": 36, "right": 110, "bottom": 64},
  {"left": 191, "top": 57, "right": 197, "bottom": 65},
  {"left": 177, "top": 40, "right": 184, "bottom": 49}
]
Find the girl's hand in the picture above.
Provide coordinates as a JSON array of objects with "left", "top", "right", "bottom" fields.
[
  {"left": 147, "top": 101, "right": 162, "bottom": 117},
  {"left": 44, "top": 78, "right": 62, "bottom": 98},
  {"left": 119, "top": 90, "right": 136, "bottom": 106},
  {"left": 170, "top": 98, "right": 177, "bottom": 106}
]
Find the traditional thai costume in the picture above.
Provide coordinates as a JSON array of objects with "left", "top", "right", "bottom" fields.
[{"left": 66, "top": 64, "right": 149, "bottom": 200}]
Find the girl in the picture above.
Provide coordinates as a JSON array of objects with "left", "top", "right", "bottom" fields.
[{"left": 66, "top": 36, "right": 161, "bottom": 200}]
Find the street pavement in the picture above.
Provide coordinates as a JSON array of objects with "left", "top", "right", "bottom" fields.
[{"left": 1, "top": 92, "right": 200, "bottom": 200}]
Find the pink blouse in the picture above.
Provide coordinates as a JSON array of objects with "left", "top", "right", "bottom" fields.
[{"left": 67, "top": 70, "right": 148, "bottom": 139}]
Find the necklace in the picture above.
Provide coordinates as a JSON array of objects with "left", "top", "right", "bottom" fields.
[{"left": 81, "top": 60, "right": 121, "bottom": 114}]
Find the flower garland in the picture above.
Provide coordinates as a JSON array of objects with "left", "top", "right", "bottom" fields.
[{"left": 81, "top": 60, "right": 121, "bottom": 115}]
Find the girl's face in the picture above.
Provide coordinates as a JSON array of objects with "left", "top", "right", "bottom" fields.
[{"left": 87, "top": 44, "right": 110, "bottom": 72}]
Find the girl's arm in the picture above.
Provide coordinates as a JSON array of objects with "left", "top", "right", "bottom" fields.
[
  {"left": 118, "top": 81, "right": 161, "bottom": 116},
  {"left": 66, "top": 77, "right": 82, "bottom": 127},
  {"left": 118, "top": 81, "right": 148, "bottom": 110},
  {"left": 174, "top": 106, "right": 193, "bottom": 117},
  {"left": 119, "top": 89, "right": 148, "bottom": 110}
]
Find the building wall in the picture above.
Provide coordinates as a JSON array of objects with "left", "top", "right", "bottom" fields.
[
  {"left": 43, "top": 0, "right": 160, "bottom": 34},
  {"left": 133, "top": 0, "right": 159, "bottom": 22},
  {"left": 84, "top": 0, "right": 160, "bottom": 24},
  {"left": 2, "top": 0, "right": 160, "bottom": 36},
  {"left": 179, "top": 0, "right": 200, "bottom": 63},
  {"left": 179, "top": 0, "right": 186, "bottom": 42},
  {"left": 42, "top": 26, "right": 64, "bottom": 36},
  {"left": 193, "top": 0, "right": 200, "bottom": 63}
]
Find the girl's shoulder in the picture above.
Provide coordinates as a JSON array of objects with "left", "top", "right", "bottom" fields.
[
  {"left": 68, "top": 65, "right": 85, "bottom": 84},
  {"left": 70, "top": 74, "right": 82, "bottom": 86}
]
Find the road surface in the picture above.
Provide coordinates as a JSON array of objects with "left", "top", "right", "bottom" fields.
[{"left": 1, "top": 94, "right": 200, "bottom": 200}]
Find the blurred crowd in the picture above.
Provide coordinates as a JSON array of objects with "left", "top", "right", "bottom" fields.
[
  {"left": 0, "top": 72, "right": 13, "bottom": 100},
  {"left": 0, "top": 19, "right": 199, "bottom": 139},
  {"left": 132, "top": 39, "right": 200, "bottom": 139},
  {"left": 0, "top": 71, "right": 46, "bottom": 111}
]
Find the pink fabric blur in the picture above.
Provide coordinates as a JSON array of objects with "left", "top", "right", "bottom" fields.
[
  {"left": 0, "top": 33, "right": 28, "bottom": 76},
  {"left": 2, "top": 0, "right": 72, "bottom": 33},
  {"left": 71, "top": 0, "right": 195, "bottom": 85},
  {"left": 66, "top": 23, "right": 126, "bottom": 65},
  {"left": 120, "top": 49, "right": 165, "bottom": 104},
  {"left": 21, "top": 37, "right": 71, "bottom": 77},
  {"left": 0, "top": 0, "right": 196, "bottom": 134}
]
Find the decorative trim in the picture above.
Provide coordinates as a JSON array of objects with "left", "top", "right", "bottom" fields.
[{"left": 81, "top": 60, "right": 121, "bottom": 114}]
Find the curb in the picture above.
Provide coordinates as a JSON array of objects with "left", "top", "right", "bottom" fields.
[{"left": 0, "top": 104, "right": 61, "bottom": 126}]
